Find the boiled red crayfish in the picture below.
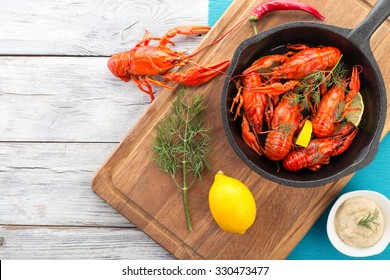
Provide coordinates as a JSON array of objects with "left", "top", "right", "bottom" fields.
[
  {"left": 108, "top": 26, "right": 230, "bottom": 100},
  {"left": 242, "top": 45, "right": 341, "bottom": 94},
  {"left": 263, "top": 92, "right": 302, "bottom": 161},
  {"left": 312, "top": 66, "right": 360, "bottom": 138},
  {"left": 283, "top": 123, "right": 358, "bottom": 171},
  {"left": 230, "top": 72, "right": 266, "bottom": 135},
  {"left": 270, "top": 45, "right": 341, "bottom": 80}
]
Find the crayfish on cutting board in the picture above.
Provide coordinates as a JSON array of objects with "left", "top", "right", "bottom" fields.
[{"left": 108, "top": 25, "right": 230, "bottom": 100}]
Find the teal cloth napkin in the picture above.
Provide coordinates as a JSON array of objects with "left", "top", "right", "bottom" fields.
[{"left": 209, "top": 0, "right": 389, "bottom": 260}]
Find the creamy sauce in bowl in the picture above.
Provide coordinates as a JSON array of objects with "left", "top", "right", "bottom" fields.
[{"left": 334, "top": 196, "right": 384, "bottom": 248}]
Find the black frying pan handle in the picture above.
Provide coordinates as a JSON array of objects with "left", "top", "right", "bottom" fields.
[{"left": 348, "top": 0, "right": 390, "bottom": 45}]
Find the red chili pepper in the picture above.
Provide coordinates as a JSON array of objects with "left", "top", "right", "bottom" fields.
[{"left": 249, "top": 0, "right": 325, "bottom": 22}]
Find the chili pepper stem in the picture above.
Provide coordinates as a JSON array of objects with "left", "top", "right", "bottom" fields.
[
  {"left": 182, "top": 187, "right": 192, "bottom": 232},
  {"left": 251, "top": 21, "right": 258, "bottom": 34}
]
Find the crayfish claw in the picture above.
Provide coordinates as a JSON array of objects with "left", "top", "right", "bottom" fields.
[
  {"left": 242, "top": 115, "right": 263, "bottom": 155},
  {"left": 163, "top": 60, "right": 230, "bottom": 87},
  {"left": 346, "top": 66, "right": 361, "bottom": 101}
]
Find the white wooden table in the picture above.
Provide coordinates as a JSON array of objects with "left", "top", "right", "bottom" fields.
[{"left": 0, "top": 0, "right": 213, "bottom": 259}]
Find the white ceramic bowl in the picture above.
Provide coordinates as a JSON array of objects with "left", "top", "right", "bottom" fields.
[{"left": 327, "top": 190, "right": 390, "bottom": 257}]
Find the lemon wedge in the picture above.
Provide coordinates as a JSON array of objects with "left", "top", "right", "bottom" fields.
[
  {"left": 345, "top": 92, "right": 364, "bottom": 127},
  {"left": 295, "top": 120, "right": 312, "bottom": 147}
]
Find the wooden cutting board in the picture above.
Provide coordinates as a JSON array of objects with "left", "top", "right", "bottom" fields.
[{"left": 92, "top": 0, "right": 390, "bottom": 259}]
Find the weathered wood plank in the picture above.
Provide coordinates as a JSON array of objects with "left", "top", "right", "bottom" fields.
[
  {"left": 0, "top": 226, "right": 174, "bottom": 259},
  {"left": 0, "top": 143, "right": 133, "bottom": 227},
  {"left": 0, "top": 56, "right": 151, "bottom": 142},
  {"left": 0, "top": 0, "right": 208, "bottom": 55}
]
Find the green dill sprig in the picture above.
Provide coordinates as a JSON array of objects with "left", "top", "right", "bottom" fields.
[
  {"left": 279, "top": 121, "right": 293, "bottom": 138},
  {"left": 328, "top": 59, "right": 349, "bottom": 89},
  {"left": 284, "top": 92, "right": 301, "bottom": 106},
  {"left": 334, "top": 101, "right": 346, "bottom": 122},
  {"left": 357, "top": 208, "right": 380, "bottom": 231},
  {"left": 152, "top": 88, "right": 211, "bottom": 232},
  {"left": 298, "top": 55, "right": 347, "bottom": 110}
]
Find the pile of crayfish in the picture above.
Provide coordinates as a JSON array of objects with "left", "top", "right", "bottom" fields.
[{"left": 230, "top": 44, "right": 362, "bottom": 172}]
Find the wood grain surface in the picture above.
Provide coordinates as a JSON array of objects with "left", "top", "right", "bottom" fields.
[
  {"left": 93, "top": 0, "right": 390, "bottom": 259},
  {"left": 0, "top": 0, "right": 205, "bottom": 259},
  {"left": 0, "top": 0, "right": 208, "bottom": 55}
]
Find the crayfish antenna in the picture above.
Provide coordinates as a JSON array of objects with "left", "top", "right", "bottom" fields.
[{"left": 188, "top": 18, "right": 246, "bottom": 58}]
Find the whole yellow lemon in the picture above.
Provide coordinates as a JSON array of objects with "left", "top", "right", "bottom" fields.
[{"left": 208, "top": 171, "right": 257, "bottom": 234}]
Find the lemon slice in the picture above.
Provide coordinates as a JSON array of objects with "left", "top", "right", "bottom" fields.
[
  {"left": 345, "top": 92, "right": 364, "bottom": 127},
  {"left": 295, "top": 120, "right": 312, "bottom": 147}
]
